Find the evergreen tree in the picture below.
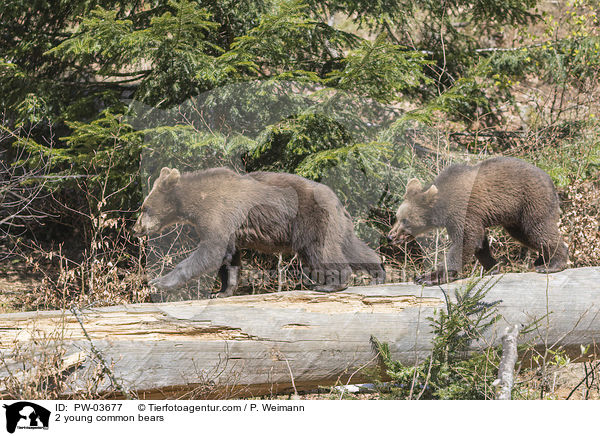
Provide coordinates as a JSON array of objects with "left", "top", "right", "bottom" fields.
[{"left": 1, "top": 0, "right": 598, "bottom": 240}]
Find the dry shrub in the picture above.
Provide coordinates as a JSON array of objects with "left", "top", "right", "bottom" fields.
[
  {"left": 560, "top": 180, "right": 600, "bottom": 267},
  {"left": 231, "top": 252, "right": 381, "bottom": 296},
  {"left": 485, "top": 228, "right": 536, "bottom": 273},
  {"left": 0, "top": 326, "right": 116, "bottom": 400},
  {"left": 12, "top": 218, "right": 151, "bottom": 311},
  {"left": 173, "top": 355, "right": 247, "bottom": 400}
]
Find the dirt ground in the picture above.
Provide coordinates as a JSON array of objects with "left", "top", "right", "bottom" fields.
[
  {"left": 262, "top": 360, "right": 600, "bottom": 400},
  {"left": 0, "top": 264, "right": 43, "bottom": 312}
]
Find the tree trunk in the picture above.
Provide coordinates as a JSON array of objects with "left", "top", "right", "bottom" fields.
[{"left": 0, "top": 267, "right": 599, "bottom": 398}]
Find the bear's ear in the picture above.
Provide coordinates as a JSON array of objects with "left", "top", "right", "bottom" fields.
[
  {"left": 420, "top": 184, "right": 438, "bottom": 205},
  {"left": 405, "top": 178, "right": 423, "bottom": 198},
  {"left": 158, "top": 167, "right": 180, "bottom": 191}
]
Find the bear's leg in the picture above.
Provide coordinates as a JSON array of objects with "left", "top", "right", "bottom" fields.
[
  {"left": 368, "top": 263, "right": 386, "bottom": 285},
  {"left": 299, "top": 247, "right": 350, "bottom": 292},
  {"left": 474, "top": 233, "right": 498, "bottom": 272},
  {"left": 505, "top": 224, "right": 540, "bottom": 265},
  {"left": 310, "top": 263, "right": 352, "bottom": 292},
  {"left": 345, "top": 236, "right": 386, "bottom": 285},
  {"left": 348, "top": 263, "right": 385, "bottom": 286},
  {"left": 149, "top": 239, "right": 229, "bottom": 291},
  {"left": 505, "top": 223, "right": 568, "bottom": 273},
  {"left": 415, "top": 226, "right": 483, "bottom": 286},
  {"left": 504, "top": 224, "right": 532, "bottom": 248},
  {"left": 533, "top": 230, "right": 568, "bottom": 274},
  {"left": 215, "top": 249, "right": 241, "bottom": 298}
]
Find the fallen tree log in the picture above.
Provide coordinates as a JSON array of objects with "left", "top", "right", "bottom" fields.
[{"left": 0, "top": 267, "right": 599, "bottom": 398}]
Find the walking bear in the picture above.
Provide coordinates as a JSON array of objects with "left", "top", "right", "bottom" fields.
[
  {"left": 134, "top": 167, "right": 385, "bottom": 296},
  {"left": 387, "top": 157, "right": 569, "bottom": 285}
]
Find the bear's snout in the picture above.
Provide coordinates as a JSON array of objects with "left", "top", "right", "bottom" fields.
[
  {"left": 133, "top": 212, "right": 164, "bottom": 237},
  {"left": 387, "top": 227, "right": 412, "bottom": 245},
  {"left": 132, "top": 218, "right": 144, "bottom": 237},
  {"left": 132, "top": 213, "right": 151, "bottom": 237}
]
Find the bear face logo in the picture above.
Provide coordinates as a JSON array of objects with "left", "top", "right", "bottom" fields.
[{"left": 3, "top": 402, "right": 50, "bottom": 433}]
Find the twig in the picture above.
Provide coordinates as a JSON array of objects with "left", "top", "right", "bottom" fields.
[
  {"left": 340, "top": 353, "right": 380, "bottom": 400},
  {"left": 566, "top": 360, "right": 600, "bottom": 400},
  {"left": 70, "top": 307, "right": 131, "bottom": 399}
]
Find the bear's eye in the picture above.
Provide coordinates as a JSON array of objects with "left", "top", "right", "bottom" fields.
[{"left": 401, "top": 218, "right": 409, "bottom": 226}]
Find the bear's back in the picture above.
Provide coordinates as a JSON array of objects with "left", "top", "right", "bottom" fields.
[
  {"left": 433, "top": 157, "right": 559, "bottom": 227},
  {"left": 176, "top": 168, "right": 299, "bottom": 232},
  {"left": 249, "top": 171, "right": 354, "bottom": 228},
  {"left": 249, "top": 171, "right": 344, "bottom": 209}
]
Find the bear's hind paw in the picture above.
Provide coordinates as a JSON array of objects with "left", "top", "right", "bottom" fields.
[
  {"left": 415, "top": 269, "right": 457, "bottom": 286},
  {"left": 311, "top": 284, "right": 349, "bottom": 293},
  {"left": 535, "top": 264, "right": 567, "bottom": 274}
]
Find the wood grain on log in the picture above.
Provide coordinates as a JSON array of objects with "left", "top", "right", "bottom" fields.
[{"left": 0, "top": 267, "right": 598, "bottom": 398}]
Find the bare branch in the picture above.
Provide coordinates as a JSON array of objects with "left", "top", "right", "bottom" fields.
[{"left": 493, "top": 324, "right": 520, "bottom": 400}]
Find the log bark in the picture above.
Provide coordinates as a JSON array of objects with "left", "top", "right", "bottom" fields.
[{"left": 0, "top": 267, "right": 599, "bottom": 398}]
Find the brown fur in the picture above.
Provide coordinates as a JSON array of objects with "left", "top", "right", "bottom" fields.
[
  {"left": 387, "top": 157, "right": 569, "bottom": 285},
  {"left": 134, "top": 167, "right": 384, "bottom": 296}
]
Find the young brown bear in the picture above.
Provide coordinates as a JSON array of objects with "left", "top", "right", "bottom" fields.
[
  {"left": 134, "top": 167, "right": 385, "bottom": 296},
  {"left": 387, "top": 157, "right": 569, "bottom": 285}
]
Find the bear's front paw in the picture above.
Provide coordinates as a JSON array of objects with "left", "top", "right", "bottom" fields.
[
  {"left": 210, "top": 288, "right": 235, "bottom": 299},
  {"left": 488, "top": 265, "right": 501, "bottom": 275},
  {"left": 149, "top": 274, "right": 181, "bottom": 291}
]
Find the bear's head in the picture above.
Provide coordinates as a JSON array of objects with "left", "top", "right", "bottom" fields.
[
  {"left": 387, "top": 178, "right": 438, "bottom": 244},
  {"left": 133, "top": 167, "right": 181, "bottom": 236}
]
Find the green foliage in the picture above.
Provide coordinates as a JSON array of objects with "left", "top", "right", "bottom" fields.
[
  {"left": 531, "top": 119, "right": 600, "bottom": 188},
  {"left": 60, "top": 110, "right": 143, "bottom": 212},
  {"left": 372, "top": 276, "right": 503, "bottom": 400},
  {"left": 295, "top": 141, "right": 392, "bottom": 180},
  {"left": 223, "top": 1, "right": 359, "bottom": 81},
  {"left": 325, "top": 34, "right": 431, "bottom": 103},
  {"left": 2, "top": 0, "right": 599, "bottom": 261},
  {"left": 141, "top": 127, "right": 256, "bottom": 184},
  {"left": 49, "top": 1, "right": 221, "bottom": 107},
  {"left": 249, "top": 112, "right": 354, "bottom": 173}
]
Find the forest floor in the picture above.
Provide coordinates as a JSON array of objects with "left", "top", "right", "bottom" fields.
[{"left": 262, "top": 361, "right": 600, "bottom": 400}]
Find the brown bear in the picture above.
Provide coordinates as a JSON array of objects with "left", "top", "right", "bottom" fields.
[
  {"left": 133, "top": 167, "right": 385, "bottom": 296},
  {"left": 387, "top": 157, "right": 569, "bottom": 285}
]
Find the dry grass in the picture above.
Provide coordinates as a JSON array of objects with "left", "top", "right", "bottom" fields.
[
  {"left": 560, "top": 180, "right": 600, "bottom": 267},
  {"left": 0, "top": 324, "right": 116, "bottom": 400}
]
